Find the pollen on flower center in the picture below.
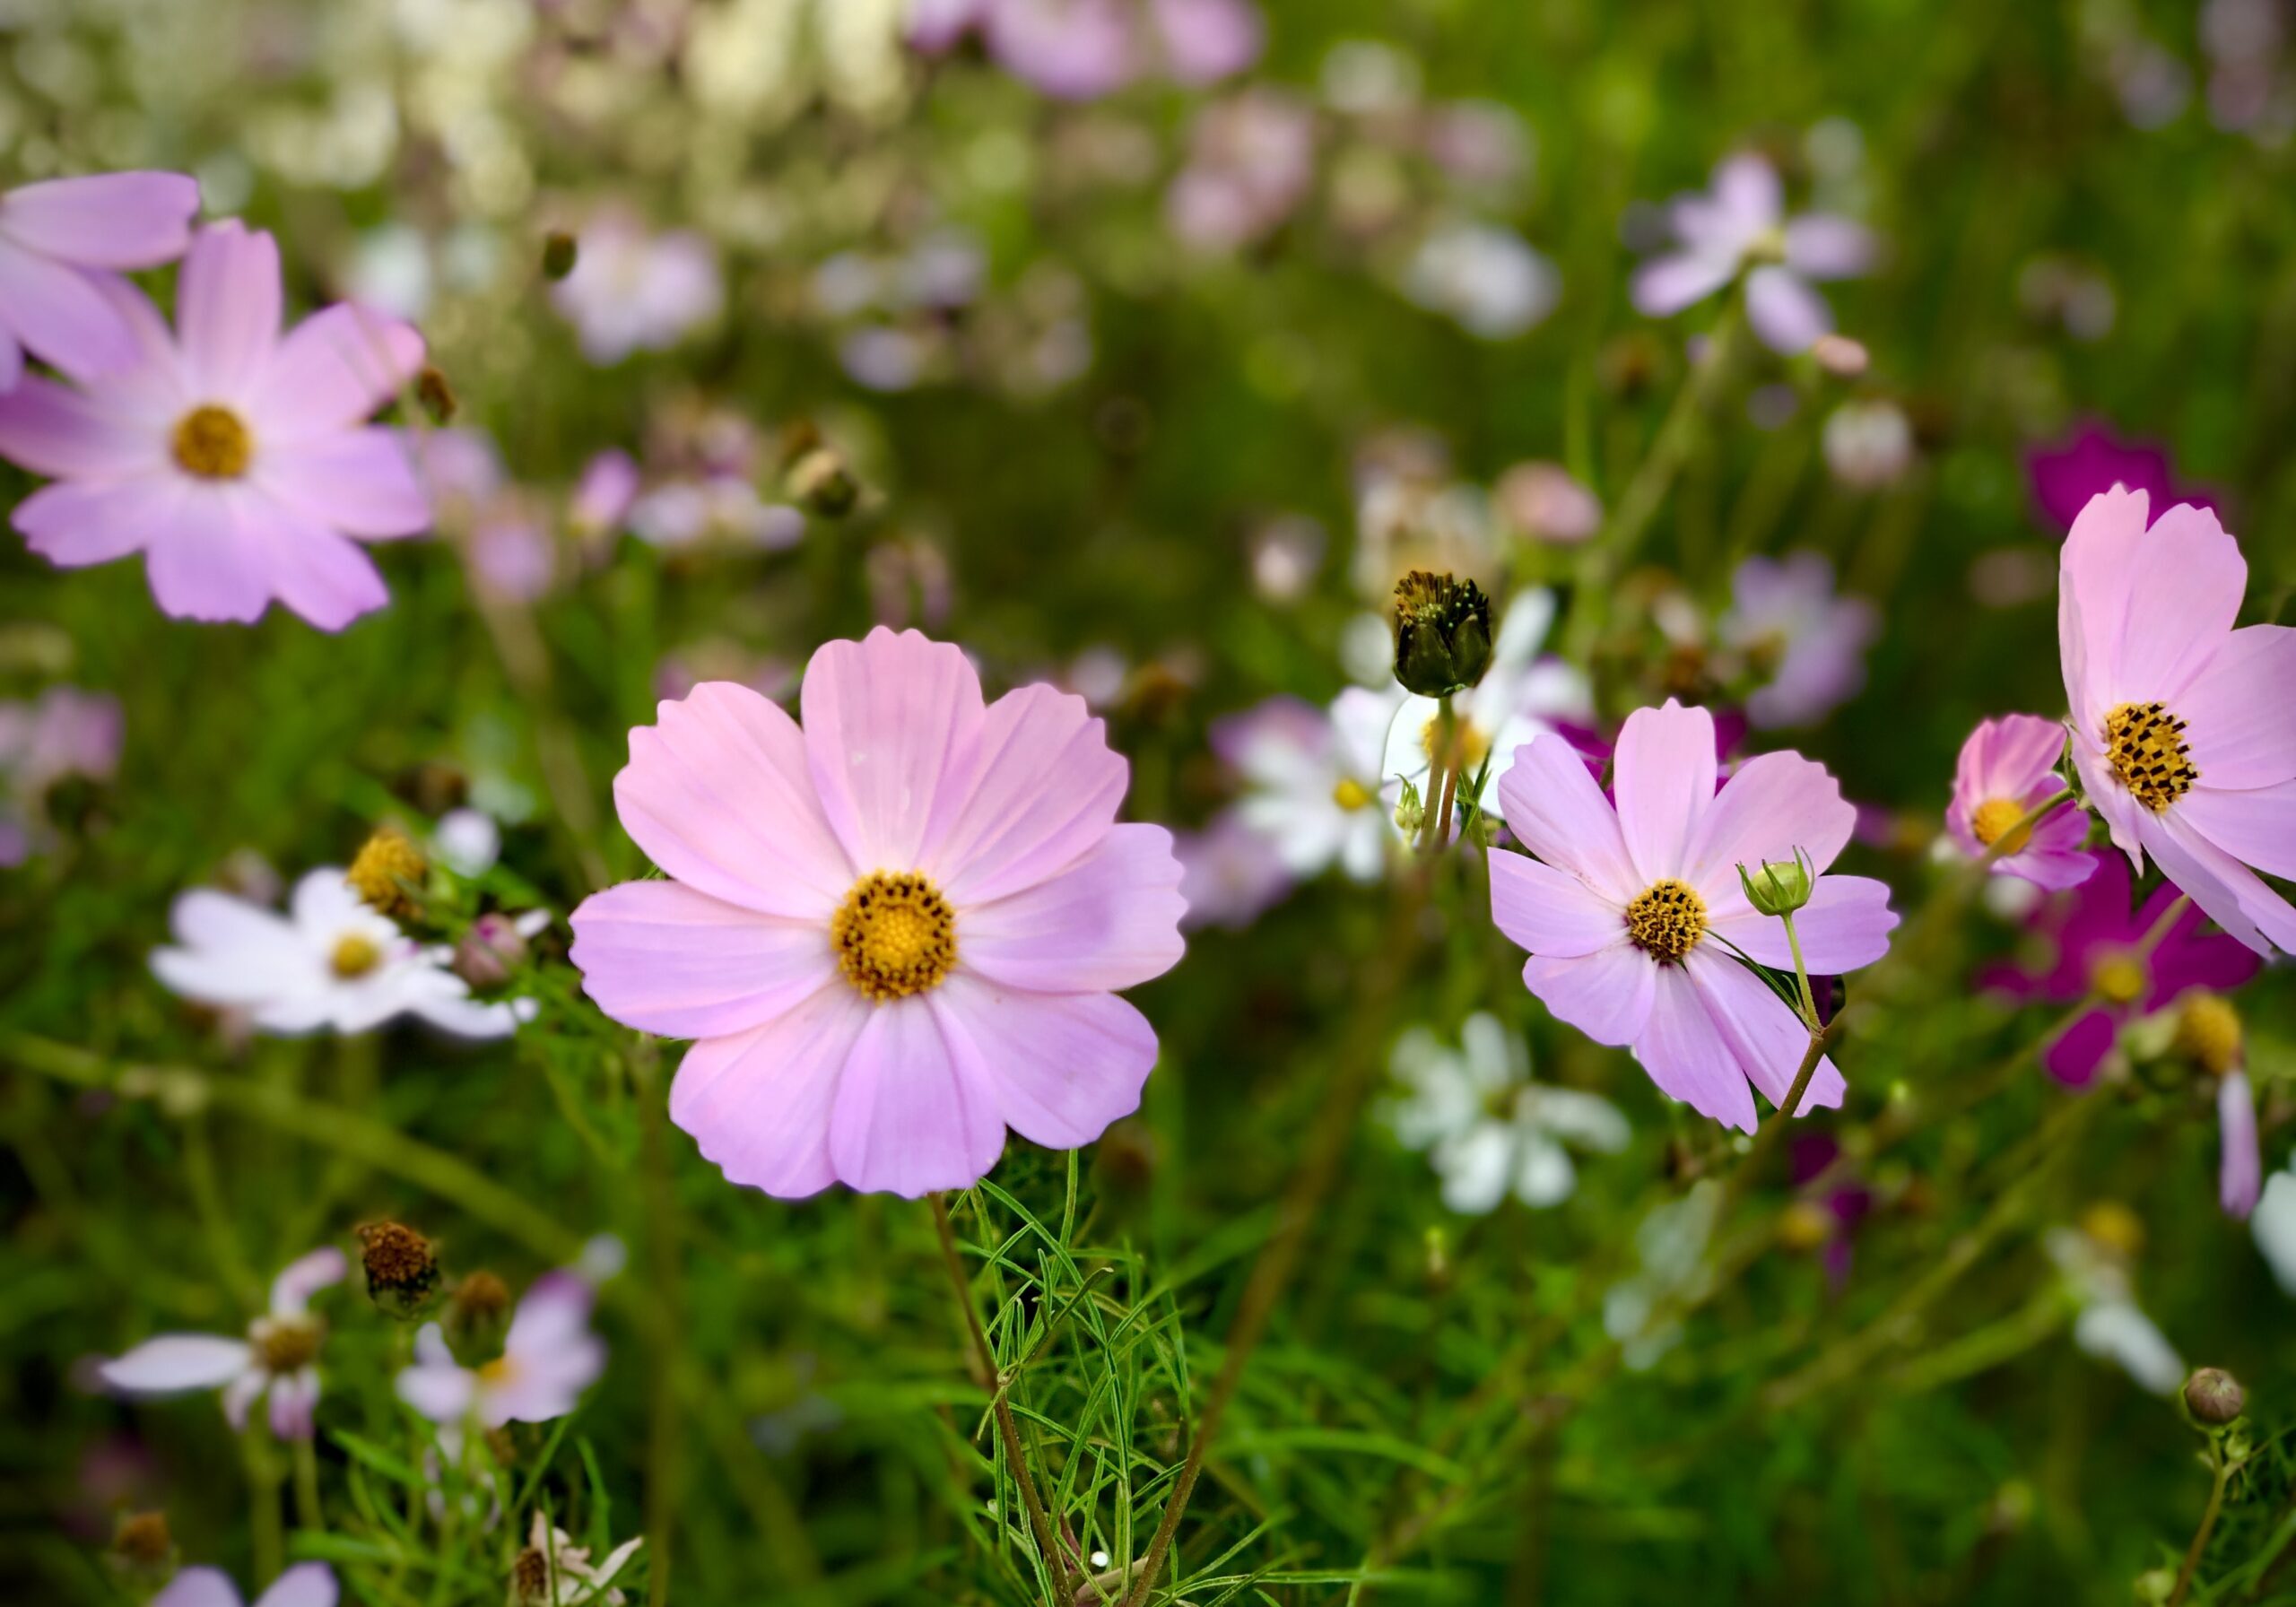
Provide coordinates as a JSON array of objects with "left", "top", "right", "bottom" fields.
[
  {"left": 331, "top": 934, "right": 382, "bottom": 978},
  {"left": 2089, "top": 951, "right": 2147, "bottom": 1006},
  {"left": 1332, "top": 777, "right": 1373, "bottom": 812},
  {"left": 831, "top": 871, "right": 958, "bottom": 1002},
  {"left": 478, "top": 1355, "right": 519, "bottom": 1386},
  {"left": 2103, "top": 701, "right": 2197, "bottom": 812},
  {"left": 250, "top": 1314, "right": 322, "bottom": 1373},
  {"left": 1625, "top": 878, "right": 1708, "bottom": 964},
  {"left": 170, "top": 404, "right": 253, "bottom": 479},
  {"left": 1970, "top": 796, "right": 2032, "bottom": 851},
  {"left": 2175, "top": 992, "right": 2242, "bottom": 1076}
]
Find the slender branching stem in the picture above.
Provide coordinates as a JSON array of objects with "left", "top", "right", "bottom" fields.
[{"left": 2169, "top": 1446, "right": 2235, "bottom": 1607}]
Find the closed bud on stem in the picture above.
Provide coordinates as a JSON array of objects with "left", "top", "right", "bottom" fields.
[
  {"left": 414, "top": 366, "right": 457, "bottom": 425},
  {"left": 786, "top": 447, "right": 857, "bottom": 517},
  {"left": 541, "top": 231, "right": 578, "bottom": 281},
  {"left": 109, "top": 1509, "right": 174, "bottom": 1574},
  {"left": 454, "top": 912, "right": 529, "bottom": 989},
  {"left": 2184, "top": 1367, "right": 2246, "bottom": 1426},
  {"left": 447, "top": 1269, "right": 511, "bottom": 1342},
  {"left": 356, "top": 1220, "right": 441, "bottom": 1318},
  {"left": 1391, "top": 571, "right": 1493, "bottom": 697},
  {"left": 1736, "top": 847, "right": 1815, "bottom": 917}
]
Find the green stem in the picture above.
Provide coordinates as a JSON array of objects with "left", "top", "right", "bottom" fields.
[
  {"left": 1779, "top": 908, "right": 1821, "bottom": 1032},
  {"left": 2170, "top": 1449, "right": 2235, "bottom": 1607},
  {"left": 291, "top": 1434, "right": 322, "bottom": 1533},
  {"left": 244, "top": 1419, "right": 284, "bottom": 1585},
  {"left": 631, "top": 1045, "right": 683, "bottom": 1607}
]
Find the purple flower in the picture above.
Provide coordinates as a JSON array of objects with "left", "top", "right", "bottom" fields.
[
  {"left": 2026, "top": 419, "right": 2219, "bottom": 532},
  {"left": 396, "top": 1272, "right": 604, "bottom": 1429},
  {"left": 0, "top": 685, "right": 121, "bottom": 865},
  {"left": 551, "top": 211, "right": 721, "bottom": 365},
  {"left": 0, "top": 171, "right": 199, "bottom": 387},
  {"left": 1175, "top": 812, "right": 1292, "bottom": 930},
  {"left": 570, "top": 448, "right": 640, "bottom": 541},
  {"left": 1165, "top": 89, "right": 1317, "bottom": 253},
  {"left": 100, "top": 1248, "right": 347, "bottom": 1441},
  {"left": 1631, "top": 153, "right": 1875, "bottom": 354},
  {"left": 1721, "top": 552, "right": 1879, "bottom": 729},
  {"left": 0, "top": 222, "right": 428, "bottom": 630},
  {"left": 154, "top": 1564, "right": 336, "bottom": 1607},
  {"left": 1947, "top": 713, "right": 2094, "bottom": 890}
]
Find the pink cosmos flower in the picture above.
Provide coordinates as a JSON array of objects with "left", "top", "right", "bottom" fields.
[
  {"left": 550, "top": 211, "right": 722, "bottom": 365},
  {"left": 155, "top": 1564, "right": 336, "bottom": 1607},
  {"left": 1631, "top": 153, "right": 1875, "bottom": 354},
  {"left": 1947, "top": 713, "right": 2095, "bottom": 890},
  {"left": 1165, "top": 89, "right": 1317, "bottom": 254},
  {"left": 1721, "top": 552, "right": 1879, "bottom": 729},
  {"left": 1175, "top": 812, "right": 1292, "bottom": 930},
  {"left": 2057, "top": 486, "right": 2296, "bottom": 957},
  {"left": 0, "top": 222, "right": 428, "bottom": 630},
  {"left": 2027, "top": 419, "right": 2217, "bottom": 532},
  {"left": 0, "top": 684, "right": 121, "bottom": 865},
  {"left": 100, "top": 1247, "right": 346, "bottom": 1441},
  {"left": 0, "top": 171, "right": 199, "bottom": 388},
  {"left": 570, "top": 448, "right": 640, "bottom": 543},
  {"left": 396, "top": 1272, "right": 604, "bottom": 1429},
  {"left": 1487, "top": 700, "right": 1899, "bottom": 1132},
  {"left": 570, "top": 628, "right": 1187, "bottom": 1198}
]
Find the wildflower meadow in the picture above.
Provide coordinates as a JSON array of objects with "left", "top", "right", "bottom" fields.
[{"left": 7, "top": 3, "right": 2296, "bottom": 1604}]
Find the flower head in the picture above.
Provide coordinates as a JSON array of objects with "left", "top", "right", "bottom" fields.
[
  {"left": 2057, "top": 486, "right": 2296, "bottom": 956},
  {"left": 509, "top": 1510, "right": 644, "bottom": 1607},
  {"left": 0, "top": 171, "right": 199, "bottom": 387},
  {"left": 1721, "top": 552, "right": 1879, "bottom": 729},
  {"left": 100, "top": 1247, "right": 346, "bottom": 1440},
  {"left": 1487, "top": 700, "right": 1899, "bottom": 1132},
  {"left": 2027, "top": 421, "right": 2216, "bottom": 532},
  {"left": 1216, "top": 688, "right": 1404, "bottom": 885},
  {"left": 396, "top": 1272, "right": 604, "bottom": 1429},
  {"left": 151, "top": 868, "right": 533, "bottom": 1039},
  {"left": 550, "top": 211, "right": 722, "bottom": 366},
  {"left": 154, "top": 1564, "right": 337, "bottom": 1607},
  {"left": 0, "top": 221, "right": 428, "bottom": 629},
  {"left": 570, "top": 629, "right": 1187, "bottom": 1198},
  {"left": 0, "top": 684, "right": 121, "bottom": 865},
  {"left": 1948, "top": 714, "right": 2094, "bottom": 890}
]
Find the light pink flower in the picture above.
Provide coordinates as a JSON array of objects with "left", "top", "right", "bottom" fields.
[
  {"left": 1947, "top": 714, "right": 2094, "bottom": 890},
  {"left": 1495, "top": 461, "right": 1601, "bottom": 544},
  {"left": 1721, "top": 552, "right": 1879, "bottom": 730},
  {"left": 911, "top": 0, "right": 1261, "bottom": 98},
  {"left": 570, "top": 628, "right": 1187, "bottom": 1198},
  {"left": 0, "top": 684, "right": 121, "bottom": 865},
  {"left": 2058, "top": 485, "right": 2296, "bottom": 957},
  {"left": 0, "top": 222, "right": 427, "bottom": 630},
  {"left": 2222, "top": 1069, "right": 2261, "bottom": 1219},
  {"left": 551, "top": 212, "right": 721, "bottom": 365},
  {"left": 570, "top": 448, "right": 639, "bottom": 540},
  {"left": 1631, "top": 153, "right": 1875, "bottom": 354},
  {"left": 396, "top": 1273, "right": 604, "bottom": 1429},
  {"left": 1175, "top": 812, "right": 1292, "bottom": 930},
  {"left": 154, "top": 1564, "right": 336, "bottom": 1607},
  {"left": 0, "top": 171, "right": 199, "bottom": 387},
  {"left": 100, "top": 1248, "right": 346, "bottom": 1441},
  {"left": 1488, "top": 700, "right": 1899, "bottom": 1132}
]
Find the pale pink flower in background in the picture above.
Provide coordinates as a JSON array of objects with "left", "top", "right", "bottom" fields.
[
  {"left": 0, "top": 171, "right": 199, "bottom": 387},
  {"left": 100, "top": 1248, "right": 346, "bottom": 1441},
  {"left": 154, "top": 1564, "right": 336, "bottom": 1607},
  {"left": 570, "top": 629, "right": 1187, "bottom": 1198},
  {"left": 1217, "top": 686, "right": 1403, "bottom": 883},
  {"left": 1402, "top": 221, "right": 1560, "bottom": 340},
  {"left": 2057, "top": 485, "right": 2296, "bottom": 957},
  {"left": 1165, "top": 89, "right": 1317, "bottom": 253},
  {"left": 1176, "top": 812, "right": 1292, "bottom": 930},
  {"left": 1150, "top": 0, "right": 1265, "bottom": 83},
  {"left": 396, "top": 1273, "right": 604, "bottom": 1429},
  {"left": 0, "top": 684, "right": 121, "bottom": 865},
  {"left": 570, "top": 448, "right": 639, "bottom": 542},
  {"left": 1721, "top": 552, "right": 1880, "bottom": 729},
  {"left": 1631, "top": 153, "right": 1876, "bottom": 354},
  {"left": 1947, "top": 714, "right": 2094, "bottom": 890},
  {"left": 2222, "top": 1067, "right": 2261, "bottom": 1219},
  {"left": 0, "top": 222, "right": 428, "bottom": 629},
  {"left": 551, "top": 212, "right": 722, "bottom": 365},
  {"left": 1488, "top": 700, "right": 1899, "bottom": 1132},
  {"left": 1494, "top": 461, "right": 1602, "bottom": 544},
  {"left": 151, "top": 868, "right": 532, "bottom": 1038},
  {"left": 910, "top": 0, "right": 1261, "bottom": 97},
  {"left": 626, "top": 476, "right": 802, "bottom": 552}
]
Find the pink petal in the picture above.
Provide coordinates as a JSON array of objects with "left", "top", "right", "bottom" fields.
[
  {"left": 101, "top": 1333, "right": 254, "bottom": 1393},
  {"left": 933, "top": 975, "right": 1156, "bottom": 1149},
  {"left": 800, "top": 628, "right": 985, "bottom": 873},
  {"left": 1493, "top": 732, "right": 1639, "bottom": 901},
  {"left": 960, "top": 822, "right": 1186, "bottom": 993},
  {"left": 270, "top": 1247, "right": 347, "bottom": 1316},
  {"left": 0, "top": 327, "right": 20, "bottom": 391},
  {"left": 1993, "top": 821, "right": 2100, "bottom": 891},
  {"left": 145, "top": 485, "right": 274, "bottom": 623},
  {"left": 243, "top": 498, "right": 389, "bottom": 630},
  {"left": 1632, "top": 963, "right": 1758, "bottom": 1132},
  {"left": 394, "top": 1357, "right": 475, "bottom": 1423},
  {"left": 1521, "top": 942, "right": 1655, "bottom": 1047},
  {"left": 2059, "top": 484, "right": 2153, "bottom": 725},
  {"left": 506, "top": 1271, "right": 595, "bottom": 1359},
  {"left": 2179, "top": 777, "right": 2296, "bottom": 880},
  {"left": 154, "top": 1567, "right": 245, "bottom": 1607},
  {"left": 254, "top": 1563, "right": 339, "bottom": 1607},
  {"left": 178, "top": 222, "right": 281, "bottom": 396},
  {"left": 1712, "top": 154, "right": 1783, "bottom": 232},
  {"left": 1691, "top": 950, "right": 1847, "bottom": 1117},
  {"left": 0, "top": 172, "right": 199, "bottom": 267},
  {"left": 931, "top": 682, "right": 1127, "bottom": 905},
  {"left": 1613, "top": 699, "right": 1713, "bottom": 883},
  {"left": 0, "top": 242, "right": 138, "bottom": 379},
  {"left": 1489, "top": 849, "right": 1625, "bottom": 957},
  {"left": 2073, "top": 738, "right": 2145, "bottom": 870},
  {"left": 267, "top": 1368, "right": 319, "bottom": 1439},
  {"left": 2144, "top": 810, "right": 2296, "bottom": 959},
  {"left": 2222, "top": 1070, "right": 2261, "bottom": 1219},
  {"left": 570, "top": 879, "right": 836, "bottom": 1038},
  {"left": 2111, "top": 501, "right": 2247, "bottom": 703},
  {"left": 2178, "top": 625, "right": 2296, "bottom": 789},
  {"left": 1745, "top": 265, "right": 1831, "bottom": 354},
  {"left": 1630, "top": 251, "right": 1735, "bottom": 317},
  {"left": 1706, "top": 873, "right": 1897, "bottom": 974},
  {"left": 14, "top": 474, "right": 178, "bottom": 568},
  {"left": 222, "top": 1368, "right": 266, "bottom": 1431},
  {"left": 2042, "top": 1008, "right": 2117, "bottom": 1087},
  {"left": 1683, "top": 750, "right": 1856, "bottom": 894},
  {"left": 826, "top": 996, "right": 1004, "bottom": 1196},
  {"left": 258, "top": 427, "right": 430, "bottom": 536},
  {"left": 248, "top": 305, "right": 424, "bottom": 443},
  {"left": 1151, "top": 0, "right": 1263, "bottom": 83},
  {"left": 613, "top": 681, "right": 853, "bottom": 920},
  {"left": 669, "top": 984, "right": 869, "bottom": 1198},
  {"left": 1782, "top": 215, "right": 1874, "bottom": 280},
  {"left": 0, "top": 374, "right": 162, "bottom": 477}
]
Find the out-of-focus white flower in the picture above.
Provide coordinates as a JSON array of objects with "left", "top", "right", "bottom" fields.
[
  {"left": 433, "top": 809, "right": 501, "bottom": 878},
  {"left": 510, "top": 1510, "right": 643, "bottom": 1607},
  {"left": 2046, "top": 1227, "right": 2184, "bottom": 1395},
  {"left": 1217, "top": 687, "right": 1405, "bottom": 882},
  {"left": 396, "top": 1273, "right": 604, "bottom": 1429},
  {"left": 1403, "top": 221, "right": 1560, "bottom": 339},
  {"left": 1604, "top": 1180, "right": 1722, "bottom": 1370},
  {"left": 100, "top": 1248, "right": 347, "bottom": 1441},
  {"left": 2255, "top": 1168, "right": 2296, "bottom": 1294},
  {"left": 1822, "top": 399, "right": 1914, "bottom": 489}
]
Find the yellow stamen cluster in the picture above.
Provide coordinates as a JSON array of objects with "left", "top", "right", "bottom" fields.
[
  {"left": 250, "top": 1314, "right": 322, "bottom": 1373},
  {"left": 2104, "top": 701, "right": 2197, "bottom": 812},
  {"left": 330, "top": 934, "right": 382, "bottom": 978},
  {"left": 832, "top": 871, "right": 958, "bottom": 1002},
  {"left": 2176, "top": 992, "right": 2243, "bottom": 1076},
  {"left": 478, "top": 1355, "right": 520, "bottom": 1387},
  {"left": 1418, "top": 714, "right": 1492, "bottom": 773},
  {"left": 1331, "top": 777, "right": 1374, "bottom": 812},
  {"left": 170, "top": 404, "right": 253, "bottom": 479},
  {"left": 1626, "top": 878, "right": 1708, "bottom": 964},
  {"left": 1970, "top": 796, "right": 2033, "bottom": 852},
  {"left": 347, "top": 825, "right": 427, "bottom": 917}
]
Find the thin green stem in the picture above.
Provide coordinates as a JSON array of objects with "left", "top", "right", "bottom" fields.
[
  {"left": 244, "top": 1419, "right": 284, "bottom": 1586},
  {"left": 631, "top": 1045, "right": 683, "bottom": 1607},
  {"left": 2170, "top": 1448, "right": 2235, "bottom": 1607},
  {"left": 291, "top": 1434, "right": 322, "bottom": 1533},
  {"left": 1779, "top": 908, "right": 1821, "bottom": 1031}
]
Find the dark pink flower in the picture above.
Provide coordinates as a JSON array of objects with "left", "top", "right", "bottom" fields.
[
  {"left": 1946, "top": 713, "right": 2094, "bottom": 890},
  {"left": 2027, "top": 420, "right": 2217, "bottom": 532}
]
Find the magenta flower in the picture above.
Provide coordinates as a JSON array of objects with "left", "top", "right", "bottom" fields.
[
  {"left": 570, "top": 629, "right": 1187, "bottom": 1198},
  {"left": 1488, "top": 700, "right": 1898, "bottom": 1132},
  {"left": 1982, "top": 851, "right": 2259, "bottom": 1086},
  {"left": 0, "top": 222, "right": 427, "bottom": 629},
  {"left": 1631, "top": 153, "right": 1876, "bottom": 353},
  {"left": 2027, "top": 420, "right": 2217, "bottom": 532},
  {"left": 2058, "top": 486, "right": 2296, "bottom": 956},
  {"left": 396, "top": 1272, "right": 604, "bottom": 1429},
  {"left": 99, "top": 1247, "right": 346, "bottom": 1441},
  {"left": 0, "top": 171, "right": 199, "bottom": 387},
  {"left": 1947, "top": 713, "right": 2094, "bottom": 890}
]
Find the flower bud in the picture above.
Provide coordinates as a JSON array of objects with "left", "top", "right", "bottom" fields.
[
  {"left": 453, "top": 912, "right": 529, "bottom": 989},
  {"left": 541, "top": 231, "right": 578, "bottom": 281},
  {"left": 2174, "top": 993, "right": 2243, "bottom": 1077},
  {"left": 1391, "top": 571, "right": 1493, "bottom": 697},
  {"left": 415, "top": 365, "right": 457, "bottom": 425},
  {"left": 1736, "top": 847, "right": 1814, "bottom": 917},
  {"left": 109, "top": 1510, "right": 175, "bottom": 1576},
  {"left": 447, "top": 1269, "right": 511, "bottom": 1342},
  {"left": 785, "top": 447, "right": 857, "bottom": 517},
  {"left": 356, "top": 1220, "right": 440, "bottom": 1318},
  {"left": 347, "top": 824, "right": 427, "bottom": 919},
  {"left": 2184, "top": 1367, "right": 2246, "bottom": 1425}
]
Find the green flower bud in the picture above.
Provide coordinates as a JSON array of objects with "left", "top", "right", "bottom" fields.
[
  {"left": 541, "top": 231, "right": 578, "bottom": 281},
  {"left": 2184, "top": 1367, "right": 2247, "bottom": 1426},
  {"left": 1736, "top": 847, "right": 1814, "bottom": 917},
  {"left": 1391, "top": 571, "right": 1493, "bottom": 698}
]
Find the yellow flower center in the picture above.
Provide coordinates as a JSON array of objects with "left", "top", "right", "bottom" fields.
[
  {"left": 1418, "top": 715, "right": 1491, "bottom": 772},
  {"left": 831, "top": 871, "right": 958, "bottom": 1002},
  {"left": 2080, "top": 1200, "right": 2145, "bottom": 1259},
  {"left": 478, "top": 1355, "right": 519, "bottom": 1387},
  {"left": 331, "top": 934, "right": 382, "bottom": 978},
  {"left": 2088, "top": 951, "right": 2146, "bottom": 1006},
  {"left": 347, "top": 826, "right": 428, "bottom": 917},
  {"left": 250, "top": 1315, "right": 322, "bottom": 1373},
  {"left": 1970, "top": 796, "right": 2032, "bottom": 851},
  {"left": 1626, "top": 878, "right": 1707, "bottom": 964},
  {"left": 1332, "top": 777, "right": 1374, "bottom": 812},
  {"left": 2175, "top": 992, "right": 2242, "bottom": 1076},
  {"left": 2103, "top": 701, "right": 2197, "bottom": 812},
  {"left": 170, "top": 404, "right": 253, "bottom": 479}
]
